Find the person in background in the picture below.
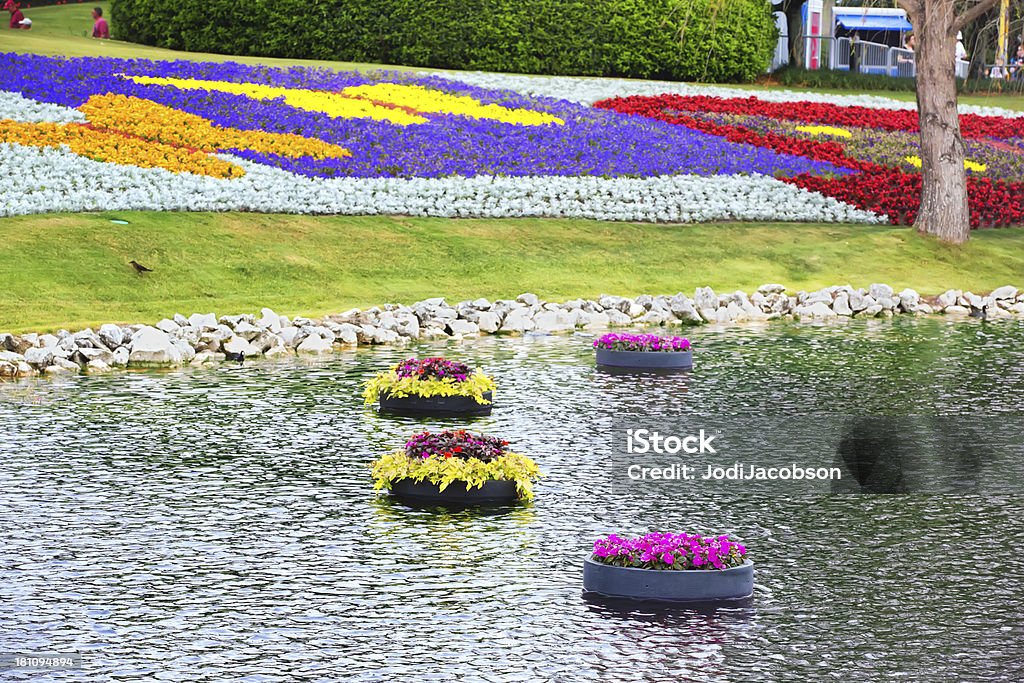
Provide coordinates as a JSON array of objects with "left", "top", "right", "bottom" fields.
[
  {"left": 849, "top": 32, "right": 861, "bottom": 74},
  {"left": 955, "top": 31, "right": 968, "bottom": 62},
  {"left": 1010, "top": 45, "right": 1024, "bottom": 81},
  {"left": 989, "top": 57, "right": 1008, "bottom": 80},
  {"left": 91, "top": 6, "right": 109, "bottom": 39},
  {"left": 5, "top": 0, "right": 28, "bottom": 30}
]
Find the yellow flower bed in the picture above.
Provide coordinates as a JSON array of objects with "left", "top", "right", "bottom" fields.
[
  {"left": 79, "top": 94, "right": 351, "bottom": 159},
  {"left": 904, "top": 155, "right": 987, "bottom": 173},
  {"left": 0, "top": 119, "right": 244, "bottom": 178},
  {"left": 795, "top": 125, "right": 853, "bottom": 138},
  {"left": 124, "top": 75, "right": 563, "bottom": 127},
  {"left": 125, "top": 75, "right": 429, "bottom": 125},
  {"left": 341, "top": 83, "right": 564, "bottom": 126}
]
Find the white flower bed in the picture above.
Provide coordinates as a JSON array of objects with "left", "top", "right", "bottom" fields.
[
  {"left": 0, "top": 143, "right": 883, "bottom": 223},
  {"left": 427, "top": 70, "right": 1024, "bottom": 118},
  {"left": 0, "top": 90, "right": 85, "bottom": 123}
]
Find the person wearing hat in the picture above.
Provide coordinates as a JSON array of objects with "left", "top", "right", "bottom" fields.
[
  {"left": 5, "top": 0, "right": 29, "bottom": 30},
  {"left": 91, "top": 6, "right": 108, "bottom": 39}
]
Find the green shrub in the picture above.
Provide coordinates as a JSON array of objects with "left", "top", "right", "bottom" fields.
[{"left": 110, "top": 0, "right": 777, "bottom": 82}]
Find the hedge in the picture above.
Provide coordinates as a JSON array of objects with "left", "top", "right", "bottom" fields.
[{"left": 110, "top": 0, "right": 778, "bottom": 82}]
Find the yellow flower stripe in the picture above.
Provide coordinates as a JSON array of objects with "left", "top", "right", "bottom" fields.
[
  {"left": 904, "top": 155, "right": 987, "bottom": 173},
  {"left": 79, "top": 94, "right": 351, "bottom": 159},
  {"left": 341, "top": 83, "right": 564, "bottom": 126},
  {"left": 795, "top": 125, "right": 852, "bottom": 138},
  {"left": 0, "top": 119, "right": 245, "bottom": 178},
  {"left": 124, "top": 75, "right": 429, "bottom": 125},
  {"left": 123, "top": 75, "right": 563, "bottom": 126}
]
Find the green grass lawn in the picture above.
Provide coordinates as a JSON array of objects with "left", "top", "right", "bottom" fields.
[{"left": 2, "top": 212, "right": 1022, "bottom": 333}]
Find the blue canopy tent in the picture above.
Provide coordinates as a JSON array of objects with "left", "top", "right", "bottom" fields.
[{"left": 835, "top": 12, "right": 913, "bottom": 33}]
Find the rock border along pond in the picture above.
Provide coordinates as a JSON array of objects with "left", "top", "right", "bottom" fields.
[{"left": 1, "top": 284, "right": 1021, "bottom": 377}]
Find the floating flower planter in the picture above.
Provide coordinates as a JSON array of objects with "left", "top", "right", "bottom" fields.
[
  {"left": 370, "top": 430, "right": 541, "bottom": 504},
  {"left": 593, "top": 333, "right": 693, "bottom": 370},
  {"left": 584, "top": 532, "right": 753, "bottom": 602},
  {"left": 363, "top": 357, "right": 496, "bottom": 416}
]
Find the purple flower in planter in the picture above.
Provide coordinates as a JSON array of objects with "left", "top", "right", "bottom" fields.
[
  {"left": 591, "top": 531, "right": 747, "bottom": 571},
  {"left": 594, "top": 333, "right": 691, "bottom": 353}
]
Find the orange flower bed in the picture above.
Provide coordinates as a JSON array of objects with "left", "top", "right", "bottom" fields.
[
  {"left": 0, "top": 119, "right": 245, "bottom": 178},
  {"left": 78, "top": 94, "right": 351, "bottom": 159}
]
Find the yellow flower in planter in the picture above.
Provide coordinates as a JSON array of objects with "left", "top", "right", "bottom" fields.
[{"left": 795, "top": 125, "right": 852, "bottom": 138}]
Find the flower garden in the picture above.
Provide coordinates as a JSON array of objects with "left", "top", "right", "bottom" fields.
[{"left": 3, "top": 51, "right": 1021, "bottom": 225}]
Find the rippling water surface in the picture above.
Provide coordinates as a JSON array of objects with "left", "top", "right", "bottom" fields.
[{"left": 2, "top": 318, "right": 1023, "bottom": 681}]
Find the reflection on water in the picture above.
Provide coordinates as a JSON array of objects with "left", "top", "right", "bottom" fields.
[{"left": 1, "top": 318, "right": 1023, "bottom": 681}]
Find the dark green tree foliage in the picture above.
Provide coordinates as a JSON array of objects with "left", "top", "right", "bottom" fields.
[{"left": 110, "top": 0, "right": 778, "bottom": 82}]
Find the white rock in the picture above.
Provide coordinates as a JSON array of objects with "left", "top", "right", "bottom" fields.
[
  {"left": 833, "top": 292, "right": 853, "bottom": 316},
  {"left": 990, "top": 285, "right": 1017, "bottom": 300},
  {"left": 534, "top": 311, "right": 574, "bottom": 333},
  {"left": 23, "top": 347, "right": 54, "bottom": 367},
  {"left": 111, "top": 346, "right": 130, "bottom": 367},
  {"left": 898, "top": 288, "right": 920, "bottom": 311},
  {"left": 694, "top": 286, "right": 718, "bottom": 311},
  {"left": 128, "top": 326, "right": 183, "bottom": 367},
  {"left": 86, "top": 359, "right": 112, "bottom": 373},
  {"left": 516, "top": 292, "right": 540, "bottom": 306},
  {"left": 233, "top": 321, "right": 261, "bottom": 340},
  {"left": 1009, "top": 302, "right": 1024, "bottom": 315},
  {"left": 223, "top": 335, "right": 261, "bottom": 357},
  {"left": 448, "top": 319, "right": 481, "bottom": 336},
  {"left": 156, "top": 318, "right": 180, "bottom": 334},
  {"left": 172, "top": 340, "right": 196, "bottom": 363},
  {"left": 188, "top": 312, "right": 219, "bottom": 331},
  {"left": 861, "top": 304, "right": 884, "bottom": 317},
  {"left": 296, "top": 334, "right": 332, "bottom": 354},
  {"left": 39, "top": 334, "right": 59, "bottom": 348},
  {"left": 477, "top": 311, "right": 501, "bottom": 333},
  {"left": 944, "top": 305, "right": 970, "bottom": 316},
  {"left": 869, "top": 283, "right": 894, "bottom": 300},
  {"left": 499, "top": 308, "right": 536, "bottom": 333},
  {"left": 757, "top": 283, "right": 786, "bottom": 295},
  {"left": 257, "top": 307, "right": 282, "bottom": 331}
]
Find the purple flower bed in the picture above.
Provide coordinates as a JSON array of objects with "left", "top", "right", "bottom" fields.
[
  {"left": 405, "top": 430, "right": 510, "bottom": 462},
  {"left": 394, "top": 357, "right": 471, "bottom": 381},
  {"left": 0, "top": 52, "right": 853, "bottom": 180},
  {"left": 593, "top": 333, "right": 691, "bottom": 352},
  {"left": 592, "top": 532, "right": 748, "bottom": 570}
]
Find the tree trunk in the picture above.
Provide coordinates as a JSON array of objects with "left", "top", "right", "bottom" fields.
[
  {"left": 787, "top": 5, "right": 804, "bottom": 67},
  {"left": 910, "top": 4, "right": 971, "bottom": 243}
]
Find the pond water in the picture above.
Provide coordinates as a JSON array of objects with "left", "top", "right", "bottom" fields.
[{"left": 2, "top": 318, "right": 1023, "bottom": 682}]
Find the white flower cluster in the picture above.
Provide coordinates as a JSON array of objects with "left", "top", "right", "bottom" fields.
[
  {"left": 0, "top": 143, "right": 882, "bottom": 223},
  {"left": 426, "top": 70, "right": 1024, "bottom": 118},
  {"left": 0, "top": 90, "right": 85, "bottom": 123}
]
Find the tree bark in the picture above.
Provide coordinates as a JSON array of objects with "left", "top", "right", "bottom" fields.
[
  {"left": 896, "top": 0, "right": 1002, "bottom": 244},
  {"left": 909, "top": 2, "right": 970, "bottom": 243}
]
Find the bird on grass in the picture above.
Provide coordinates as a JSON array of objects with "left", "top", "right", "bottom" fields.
[{"left": 129, "top": 260, "right": 153, "bottom": 274}]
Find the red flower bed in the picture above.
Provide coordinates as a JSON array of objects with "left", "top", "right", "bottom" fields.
[
  {"left": 596, "top": 94, "right": 1023, "bottom": 140},
  {"left": 788, "top": 171, "right": 1024, "bottom": 228},
  {"left": 596, "top": 94, "right": 1024, "bottom": 228}
]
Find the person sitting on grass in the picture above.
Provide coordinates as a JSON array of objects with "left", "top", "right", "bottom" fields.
[
  {"left": 5, "top": 0, "right": 29, "bottom": 30},
  {"left": 91, "top": 6, "right": 109, "bottom": 39}
]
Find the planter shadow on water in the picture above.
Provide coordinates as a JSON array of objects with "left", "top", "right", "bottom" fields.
[
  {"left": 581, "top": 591, "right": 755, "bottom": 619},
  {"left": 595, "top": 349, "right": 693, "bottom": 372},
  {"left": 378, "top": 391, "right": 493, "bottom": 417},
  {"left": 388, "top": 478, "right": 520, "bottom": 506},
  {"left": 583, "top": 558, "right": 754, "bottom": 603}
]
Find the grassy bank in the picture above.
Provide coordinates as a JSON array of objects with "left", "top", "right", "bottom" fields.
[
  {"left": 2, "top": 212, "right": 1022, "bottom": 333},
  {"left": 8, "top": 4, "right": 1024, "bottom": 112}
]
